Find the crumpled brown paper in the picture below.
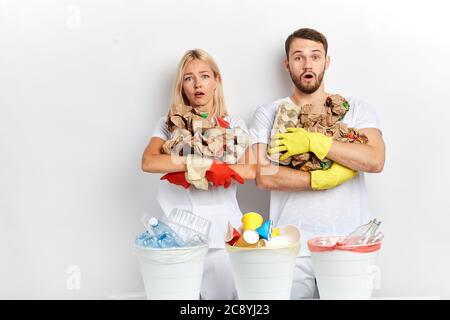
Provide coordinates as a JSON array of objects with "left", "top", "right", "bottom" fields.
[
  {"left": 161, "top": 105, "right": 249, "bottom": 164},
  {"left": 185, "top": 154, "right": 213, "bottom": 190},
  {"left": 268, "top": 94, "right": 368, "bottom": 171}
]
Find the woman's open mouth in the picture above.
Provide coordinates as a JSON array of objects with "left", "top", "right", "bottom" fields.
[{"left": 194, "top": 92, "right": 205, "bottom": 98}]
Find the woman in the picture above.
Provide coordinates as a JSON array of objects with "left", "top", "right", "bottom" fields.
[{"left": 141, "top": 49, "right": 255, "bottom": 299}]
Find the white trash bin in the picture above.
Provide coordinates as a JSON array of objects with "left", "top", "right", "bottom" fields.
[
  {"left": 226, "top": 242, "right": 300, "bottom": 300},
  {"left": 308, "top": 236, "right": 381, "bottom": 300},
  {"left": 134, "top": 244, "right": 208, "bottom": 300}
]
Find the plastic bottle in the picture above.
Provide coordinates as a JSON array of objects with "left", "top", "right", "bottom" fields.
[
  {"left": 338, "top": 219, "right": 375, "bottom": 245},
  {"left": 148, "top": 217, "right": 185, "bottom": 248},
  {"left": 135, "top": 230, "right": 158, "bottom": 248}
]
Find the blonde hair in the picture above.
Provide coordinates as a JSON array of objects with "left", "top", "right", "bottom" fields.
[{"left": 168, "top": 49, "right": 228, "bottom": 120}]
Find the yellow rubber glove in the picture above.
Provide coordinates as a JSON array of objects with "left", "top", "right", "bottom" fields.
[
  {"left": 311, "top": 162, "right": 358, "bottom": 190},
  {"left": 269, "top": 128, "right": 333, "bottom": 161}
]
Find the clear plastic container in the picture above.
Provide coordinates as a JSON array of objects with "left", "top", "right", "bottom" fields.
[
  {"left": 164, "top": 208, "right": 211, "bottom": 246},
  {"left": 338, "top": 219, "right": 382, "bottom": 246}
]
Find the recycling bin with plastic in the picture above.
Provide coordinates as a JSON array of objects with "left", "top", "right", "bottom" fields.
[
  {"left": 308, "top": 236, "right": 381, "bottom": 300},
  {"left": 134, "top": 243, "right": 208, "bottom": 300}
]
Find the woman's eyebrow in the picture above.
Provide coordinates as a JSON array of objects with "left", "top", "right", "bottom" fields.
[{"left": 184, "top": 71, "right": 210, "bottom": 76}]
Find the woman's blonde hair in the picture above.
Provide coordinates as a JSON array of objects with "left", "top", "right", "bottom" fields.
[{"left": 168, "top": 49, "right": 228, "bottom": 119}]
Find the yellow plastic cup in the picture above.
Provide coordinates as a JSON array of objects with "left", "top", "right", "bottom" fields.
[
  {"left": 272, "top": 228, "right": 280, "bottom": 237},
  {"left": 241, "top": 212, "right": 263, "bottom": 231}
]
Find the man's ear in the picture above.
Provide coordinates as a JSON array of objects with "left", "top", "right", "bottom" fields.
[
  {"left": 325, "top": 56, "right": 330, "bottom": 70},
  {"left": 283, "top": 58, "right": 290, "bottom": 73}
]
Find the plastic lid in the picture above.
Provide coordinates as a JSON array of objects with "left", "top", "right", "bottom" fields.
[{"left": 148, "top": 217, "right": 159, "bottom": 227}]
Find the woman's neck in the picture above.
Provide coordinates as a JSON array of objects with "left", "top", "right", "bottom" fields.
[{"left": 193, "top": 100, "right": 214, "bottom": 120}]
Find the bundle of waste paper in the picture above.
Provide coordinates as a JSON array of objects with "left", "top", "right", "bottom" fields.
[
  {"left": 161, "top": 104, "right": 249, "bottom": 164},
  {"left": 268, "top": 94, "right": 368, "bottom": 171}
]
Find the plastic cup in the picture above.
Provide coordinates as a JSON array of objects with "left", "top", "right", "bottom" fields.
[
  {"left": 225, "top": 222, "right": 240, "bottom": 246},
  {"left": 272, "top": 228, "right": 280, "bottom": 237},
  {"left": 134, "top": 244, "right": 208, "bottom": 300},
  {"left": 256, "top": 220, "right": 273, "bottom": 240},
  {"left": 264, "top": 224, "right": 300, "bottom": 248},
  {"left": 241, "top": 212, "right": 263, "bottom": 231},
  {"left": 234, "top": 230, "right": 259, "bottom": 247}
]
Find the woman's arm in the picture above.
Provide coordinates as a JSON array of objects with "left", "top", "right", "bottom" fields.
[
  {"left": 142, "top": 136, "right": 256, "bottom": 180},
  {"left": 141, "top": 137, "right": 187, "bottom": 173}
]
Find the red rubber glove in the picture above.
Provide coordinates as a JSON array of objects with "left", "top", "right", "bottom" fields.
[
  {"left": 205, "top": 161, "right": 244, "bottom": 188},
  {"left": 216, "top": 117, "right": 230, "bottom": 128},
  {"left": 160, "top": 172, "right": 190, "bottom": 189}
]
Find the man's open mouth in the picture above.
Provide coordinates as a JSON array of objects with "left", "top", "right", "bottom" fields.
[{"left": 302, "top": 73, "right": 314, "bottom": 80}]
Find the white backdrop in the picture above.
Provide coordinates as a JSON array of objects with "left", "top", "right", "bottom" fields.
[{"left": 1, "top": 0, "right": 450, "bottom": 299}]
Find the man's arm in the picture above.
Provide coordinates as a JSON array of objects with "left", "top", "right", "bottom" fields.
[
  {"left": 229, "top": 147, "right": 257, "bottom": 180},
  {"left": 254, "top": 143, "right": 312, "bottom": 191},
  {"left": 326, "top": 128, "right": 385, "bottom": 173}
]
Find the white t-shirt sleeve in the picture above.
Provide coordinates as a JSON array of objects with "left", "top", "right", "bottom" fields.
[
  {"left": 151, "top": 116, "right": 170, "bottom": 141},
  {"left": 226, "top": 115, "right": 249, "bottom": 132},
  {"left": 248, "top": 105, "right": 274, "bottom": 145},
  {"left": 348, "top": 98, "right": 381, "bottom": 131}
]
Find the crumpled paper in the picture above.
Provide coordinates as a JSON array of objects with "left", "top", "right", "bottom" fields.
[
  {"left": 185, "top": 154, "right": 213, "bottom": 191},
  {"left": 161, "top": 104, "right": 249, "bottom": 165},
  {"left": 268, "top": 94, "right": 369, "bottom": 171}
]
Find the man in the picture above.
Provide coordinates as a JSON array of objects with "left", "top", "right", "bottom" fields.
[{"left": 249, "top": 28, "right": 385, "bottom": 299}]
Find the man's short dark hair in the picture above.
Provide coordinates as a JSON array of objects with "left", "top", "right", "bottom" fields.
[{"left": 285, "top": 28, "right": 328, "bottom": 58}]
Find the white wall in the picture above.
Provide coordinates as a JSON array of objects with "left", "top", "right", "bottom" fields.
[{"left": 1, "top": 0, "right": 450, "bottom": 299}]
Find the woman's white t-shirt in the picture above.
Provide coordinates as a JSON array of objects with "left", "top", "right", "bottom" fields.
[
  {"left": 151, "top": 115, "right": 248, "bottom": 248},
  {"left": 249, "top": 96, "right": 381, "bottom": 256}
]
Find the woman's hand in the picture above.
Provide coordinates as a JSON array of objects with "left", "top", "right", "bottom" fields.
[
  {"left": 205, "top": 161, "right": 244, "bottom": 188},
  {"left": 160, "top": 172, "right": 191, "bottom": 189}
]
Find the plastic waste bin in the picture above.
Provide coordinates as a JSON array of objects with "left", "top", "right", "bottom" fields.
[
  {"left": 134, "top": 244, "right": 208, "bottom": 300},
  {"left": 308, "top": 236, "right": 381, "bottom": 300},
  {"left": 226, "top": 242, "right": 300, "bottom": 300}
]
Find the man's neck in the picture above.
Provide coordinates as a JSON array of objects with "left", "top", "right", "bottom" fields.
[{"left": 290, "top": 87, "right": 328, "bottom": 112}]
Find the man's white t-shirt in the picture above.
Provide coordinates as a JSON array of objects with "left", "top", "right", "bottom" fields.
[
  {"left": 151, "top": 115, "right": 248, "bottom": 248},
  {"left": 249, "top": 96, "right": 381, "bottom": 256}
]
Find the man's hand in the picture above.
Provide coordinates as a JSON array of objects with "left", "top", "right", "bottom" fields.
[
  {"left": 268, "top": 128, "right": 333, "bottom": 161},
  {"left": 310, "top": 162, "right": 358, "bottom": 190},
  {"left": 160, "top": 172, "right": 191, "bottom": 189}
]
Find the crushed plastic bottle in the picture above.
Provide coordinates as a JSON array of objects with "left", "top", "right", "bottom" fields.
[
  {"left": 135, "top": 230, "right": 158, "bottom": 248},
  {"left": 337, "top": 218, "right": 383, "bottom": 246},
  {"left": 147, "top": 217, "right": 185, "bottom": 248}
]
